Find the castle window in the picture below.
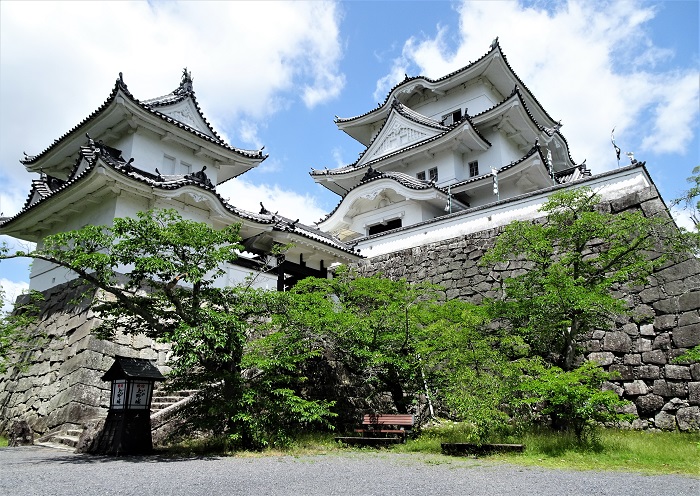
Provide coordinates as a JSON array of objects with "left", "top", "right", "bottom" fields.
[
  {"left": 428, "top": 167, "right": 438, "bottom": 182},
  {"left": 469, "top": 161, "right": 479, "bottom": 177},
  {"left": 162, "top": 155, "right": 176, "bottom": 175},
  {"left": 417, "top": 171, "right": 426, "bottom": 181},
  {"left": 368, "top": 218, "right": 402, "bottom": 236},
  {"left": 441, "top": 109, "right": 462, "bottom": 126}
]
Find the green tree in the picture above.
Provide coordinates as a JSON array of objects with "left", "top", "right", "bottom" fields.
[
  {"left": 481, "top": 187, "right": 674, "bottom": 370},
  {"left": 0, "top": 282, "right": 43, "bottom": 375},
  {"left": 415, "top": 299, "right": 533, "bottom": 443},
  {"left": 0, "top": 209, "right": 333, "bottom": 448},
  {"left": 515, "top": 360, "right": 633, "bottom": 443},
  {"left": 282, "top": 270, "right": 440, "bottom": 417}
]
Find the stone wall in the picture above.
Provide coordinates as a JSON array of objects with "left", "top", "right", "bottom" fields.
[
  {"left": 351, "top": 186, "right": 700, "bottom": 431},
  {"left": 0, "top": 281, "right": 171, "bottom": 436}
]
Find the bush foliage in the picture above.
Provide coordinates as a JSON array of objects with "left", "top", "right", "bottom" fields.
[{"left": 1, "top": 185, "right": 690, "bottom": 447}]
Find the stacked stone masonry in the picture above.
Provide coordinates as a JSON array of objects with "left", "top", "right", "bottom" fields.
[
  {"left": 0, "top": 187, "right": 697, "bottom": 435},
  {"left": 351, "top": 186, "right": 700, "bottom": 432},
  {"left": 0, "top": 282, "right": 171, "bottom": 436}
]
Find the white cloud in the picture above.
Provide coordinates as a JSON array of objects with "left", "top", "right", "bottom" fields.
[
  {"left": 373, "top": 0, "right": 699, "bottom": 174},
  {"left": 217, "top": 179, "right": 328, "bottom": 225},
  {"left": 0, "top": 0, "right": 344, "bottom": 212}
]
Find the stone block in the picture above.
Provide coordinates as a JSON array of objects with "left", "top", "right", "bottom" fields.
[
  {"left": 676, "top": 406, "right": 700, "bottom": 432},
  {"left": 611, "top": 193, "right": 640, "bottom": 212},
  {"left": 653, "top": 379, "right": 686, "bottom": 398},
  {"left": 632, "top": 305, "right": 655, "bottom": 323},
  {"left": 603, "top": 332, "right": 632, "bottom": 353},
  {"left": 642, "top": 350, "right": 667, "bottom": 365},
  {"left": 588, "top": 352, "right": 614, "bottom": 366},
  {"left": 679, "top": 292, "right": 700, "bottom": 312},
  {"left": 585, "top": 340, "right": 601, "bottom": 352},
  {"left": 631, "top": 419, "right": 649, "bottom": 430},
  {"left": 662, "top": 398, "right": 689, "bottom": 411},
  {"left": 665, "top": 365, "right": 692, "bottom": 380},
  {"left": 656, "top": 259, "right": 700, "bottom": 283},
  {"left": 652, "top": 333, "right": 671, "bottom": 350},
  {"left": 624, "top": 354, "right": 642, "bottom": 366},
  {"left": 691, "top": 363, "right": 700, "bottom": 381},
  {"left": 639, "top": 324, "right": 655, "bottom": 336},
  {"left": 638, "top": 287, "right": 661, "bottom": 304},
  {"left": 654, "top": 411, "right": 677, "bottom": 430},
  {"left": 653, "top": 314, "right": 675, "bottom": 330},
  {"left": 624, "top": 380, "right": 648, "bottom": 396},
  {"left": 672, "top": 324, "right": 700, "bottom": 348},
  {"left": 635, "top": 338, "right": 652, "bottom": 353},
  {"left": 622, "top": 323, "right": 638, "bottom": 336},
  {"left": 635, "top": 394, "right": 664, "bottom": 417},
  {"left": 653, "top": 298, "right": 679, "bottom": 315},
  {"left": 592, "top": 330, "right": 606, "bottom": 340},
  {"left": 609, "top": 364, "right": 634, "bottom": 381},
  {"left": 640, "top": 198, "right": 666, "bottom": 217},
  {"left": 665, "top": 280, "right": 693, "bottom": 297},
  {"left": 637, "top": 365, "right": 660, "bottom": 379},
  {"left": 678, "top": 311, "right": 700, "bottom": 327},
  {"left": 689, "top": 383, "right": 700, "bottom": 405},
  {"left": 602, "top": 381, "right": 624, "bottom": 396}
]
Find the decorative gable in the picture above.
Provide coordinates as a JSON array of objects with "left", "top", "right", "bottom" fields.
[
  {"left": 157, "top": 99, "right": 214, "bottom": 137},
  {"left": 358, "top": 112, "right": 441, "bottom": 167}
]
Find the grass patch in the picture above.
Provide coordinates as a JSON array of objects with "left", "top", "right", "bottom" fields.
[
  {"left": 0, "top": 436, "right": 7, "bottom": 448},
  {"left": 385, "top": 424, "right": 700, "bottom": 475},
  {"left": 510, "top": 428, "right": 700, "bottom": 475},
  {"left": 159, "top": 426, "right": 699, "bottom": 476}
]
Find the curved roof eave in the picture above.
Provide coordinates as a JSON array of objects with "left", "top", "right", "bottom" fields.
[
  {"left": 335, "top": 42, "right": 558, "bottom": 130},
  {"left": 2, "top": 142, "right": 356, "bottom": 258},
  {"left": 448, "top": 144, "right": 547, "bottom": 193},
  {"left": 316, "top": 171, "right": 450, "bottom": 227},
  {"left": 312, "top": 112, "right": 490, "bottom": 181},
  {"left": 21, "top": 74, "right": 265, "bottom": 170}
]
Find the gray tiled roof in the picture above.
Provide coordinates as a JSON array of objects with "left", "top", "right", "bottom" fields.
[
  {"left": 317, "top": 169, "right": 441, "bottom": 224},
  {"left": 3, "top": 139, "right": 356, "bottom": 254},
  {"left": 336, "top": 41, "right": 558, "bottom": 127},
  {"left": 312, "top": 101, "right": 489, "bottom": 178},
  {"left": 21, "top": 73, "right": 266, "bottom": 166}
]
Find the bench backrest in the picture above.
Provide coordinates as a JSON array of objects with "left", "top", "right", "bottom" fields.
[{"left": 362, "top": 414, "right": 414, "bottom": 427}]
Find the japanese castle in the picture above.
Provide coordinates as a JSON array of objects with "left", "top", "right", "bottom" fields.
[
  {"left": 0, "top": 41, "right": 687, "bottom": 440},
  {"left": 1, "top": 40, "right": 652, "bottom": 291}
]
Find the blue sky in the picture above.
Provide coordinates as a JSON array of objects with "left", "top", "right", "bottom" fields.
[{"left": 1, "top": 0, "right": 698, "bottom": 310}]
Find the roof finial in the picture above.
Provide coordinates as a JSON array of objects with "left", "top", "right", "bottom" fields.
[
  {"left": 490, "top": 36, "right": 499, "bottom": 50},
  {"left": 179, "top": 68, "right": 193, "bottom": 93}
]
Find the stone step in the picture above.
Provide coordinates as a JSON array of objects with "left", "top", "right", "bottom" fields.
[
  {"left": 152, "top": 389, "right": 197, "bottom": 398},
  {"left": 35, "top": 441, "right": 76, "bottom": 452},
  {"left": 51, "top": 434, "right": 79, "bottom": 448}
]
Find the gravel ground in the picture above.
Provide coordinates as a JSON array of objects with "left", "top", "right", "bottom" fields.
[{"left": 0, "top": 446, "right": 697, "bottom": 496}]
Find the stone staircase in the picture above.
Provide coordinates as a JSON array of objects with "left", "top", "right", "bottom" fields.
[
  {"left": 36, "top": 425, "right": 84, "bottom": 451},
  {"left": 151, "top": 388, "right": 198, "bottom": 414},
  {"left": 35, "top": 388, "right": 198, "bottom": 451}
]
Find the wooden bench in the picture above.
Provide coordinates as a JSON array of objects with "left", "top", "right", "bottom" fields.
[{"left": 336, "top": 413, "right": 415, "bottom": 446}]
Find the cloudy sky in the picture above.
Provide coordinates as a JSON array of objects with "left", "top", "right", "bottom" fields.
[{"left": 1, "top": 0, "right": 698, "bottom": 310}]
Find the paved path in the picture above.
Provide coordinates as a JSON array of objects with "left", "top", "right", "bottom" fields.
[{"left": 0, "top": 446, "right": 697, "bottom": 496}]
